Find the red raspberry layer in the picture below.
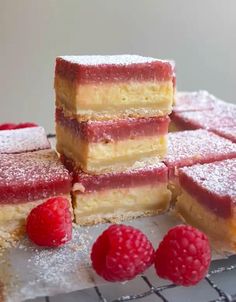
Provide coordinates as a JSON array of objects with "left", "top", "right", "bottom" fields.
[
  {"left": 56, "top": 108, "right": 169, "bottom": 143},
  {"left": 179, "top": 159, "right": 236, "bottom": 218},
  {"left": 0, "top": 150, "right": 71, "bottom": 204},
  {"left": 62, "top": 156, "right": 168, "bottom": 193},
  {"left": 0, "top": 127, "right": 50, "bottom": 154},
  {"left": 164, "top": 130, "right": 236, "bottom": 178},
  {"left": 55, "top": 55, "right": 175, "bottom": 83}
]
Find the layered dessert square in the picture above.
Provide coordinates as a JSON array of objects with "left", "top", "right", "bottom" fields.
[
  {"left": 63, "top": 157, "right": 171, "bottom": 225},
  {"left": 176, "top": 159, "right": 236, "bottom": 252},
  {"left": 164, "top": 129, "right": 236, "bottom": 199},
  {"left": 0, "top": 126, "right": 50, "bottom": 154},
  {"left": 170, "top": 101, "right": 236, "bottom": 132},
  {"left": 0, "top": 150, "right": 72, "bottom": 246},
  {"left": 55, "top": 55, "right": 175, "bottom": 120},
  {"left": 56, "top": 108, "right": 169, "bottom": 173}
]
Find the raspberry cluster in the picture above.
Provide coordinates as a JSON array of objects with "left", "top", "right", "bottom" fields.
[{"left": 91, "top": 224, "right": 211, "bottom": 286}]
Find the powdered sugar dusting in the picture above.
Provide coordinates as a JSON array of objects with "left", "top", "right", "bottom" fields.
[
  {"left": 174, "top": 90, "right": 218, "bottom": 112},
  {"left": 213, "top": 126, "right": 236, "bottom": 143},
  {"left": 0, "top": 127, "right": 50, "bottom": 154},
  {"left": 165, "top": 129, "right": 236, "bottom": 167},
  {"left": 173, "top": 102, "right": 236, "bottom": 130},
  {"left": 0, "top": 150, "right": 71, "bottom": 202},
  {"left": 180, "top": 159, "right": 236, "bottom": 201},
  {"left": 59, "top": 55, "right": 172, "bottom": 66}
]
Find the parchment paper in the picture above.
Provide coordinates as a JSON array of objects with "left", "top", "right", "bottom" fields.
[{"left": 0, "top": 214, "right": 227, "bottom": 302}]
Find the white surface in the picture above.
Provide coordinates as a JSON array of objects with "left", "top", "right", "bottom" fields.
[{"left": 1, "top": 0, "right": 236, "bottom": 132}]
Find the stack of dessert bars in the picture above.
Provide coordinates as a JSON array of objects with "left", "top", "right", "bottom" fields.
[{"left": 55, "top": 55, "right": 176, "bottom": 225}]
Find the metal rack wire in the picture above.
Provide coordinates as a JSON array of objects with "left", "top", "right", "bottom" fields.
[{"left": 41, "top": 257, "right": 236, "bottom": 302}]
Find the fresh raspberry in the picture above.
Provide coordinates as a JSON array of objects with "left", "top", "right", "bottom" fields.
[
  {"left": 91, "top": 224, "right": 155, "bottom": 282},
  {"left": 155, "top": 225, "right": 211, "bottom": 286},
  {"left": 0, "top": 123, "right": 17, "bottom": 130},
  {"left": 26, "top": 197, "right": 72, "bottom": 247},
  {"left": 15, "top": 122, "right": 38, "bottom": 129}
]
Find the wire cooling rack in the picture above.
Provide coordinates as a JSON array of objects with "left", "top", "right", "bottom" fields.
[{"left": 31, "top": 256, "right": 236, "bottom": 302}]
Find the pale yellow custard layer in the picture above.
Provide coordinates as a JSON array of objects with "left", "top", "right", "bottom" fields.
[
  {"left": 0, "top": 194, "right": 72, "bottom": 247},
  {"left": 55, "top": 75, "right": 174, "bottom": 120},
  {"left": 176, "top": 189, "right": 236, "bottom": 253},
  {"left": 56, "top": 123, "right": 167, "bottom": 174},
  {"left": 73, "top": 183, "right": 171, "bottom": 225}
]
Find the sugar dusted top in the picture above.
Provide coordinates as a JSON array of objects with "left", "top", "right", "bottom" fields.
[
  {"left": 0, "top": 127, "right": 50, "bottom": 154},
  {"left": 55, "top": 54, "right": 175, "bottom": 83},
  {"left": 174, "top": 90, "right": 217, "bottom": 113},
  {"left": 58, "top": 55, "right": 172, "bottom": 66},
  {"left": 0, "top": 150, "right": 71, "bottom": 204},
  {"left": 172, "top": 102, "right": 236, "bottom": 130},
  {"left": 165, "top": 130, "right": 236, "bottom": 173},
  {"left": 179, "top": 159, "right": 236, "bottom": 217}
]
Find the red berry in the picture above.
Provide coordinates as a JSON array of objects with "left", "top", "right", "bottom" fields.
[
  {"left": 15, "top": 122, "right": 38, "bottom": 129},
  {"left": 155, "top": 225, "right": 211, "bottom": 286},
  {"left": 26, "top": 197, "right": 72, "bottom": 247},
  {"left": 0, "top": 123, "right": 17, "bottom": 130},
  {"left": 91, "top": 224, "right": 155, "bottom": 282}
]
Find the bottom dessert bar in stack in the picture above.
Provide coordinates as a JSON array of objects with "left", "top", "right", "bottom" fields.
[{"left": 63, "top": 156, "right": 171, "bottom": 225}]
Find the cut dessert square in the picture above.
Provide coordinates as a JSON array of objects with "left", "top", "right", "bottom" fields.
[
  {"left": 56, "top": 108, "right": 169, "bottom": 174},
  {"left": 0, "top": 126, "right": 50, "bottom": 154},
  {"left": 164, "top": 129, "right": 236, "bottom": 199},
  {"left": 0, "top": 150, "right": 72, "bottom": 246},
  {"left": 62, "top": 156, "right": 171, "bottom": 225},
  {"left": 55, "top": 55, "right": 175, "bottom": 120},
  {"left": 176, "top": 159, "right": 236, "bottom": 252},
  {"left": 170, "top": 101, "right": 236, "bottom": 132}
]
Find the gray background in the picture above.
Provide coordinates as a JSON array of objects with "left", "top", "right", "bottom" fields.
[{"left": 1, "top": 0, "right": 236, "bottom": 132}]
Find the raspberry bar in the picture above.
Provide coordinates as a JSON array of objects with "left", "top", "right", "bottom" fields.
[
  {"left": 176, "top": 159, "right": 236, "bottom": 252},
  {"left": 0, "top": 150, "right": 71, "bottom": 246},
  {"left": 55, "top": 55, "right": 175, "bottom": 120},
  {"left": 0, "top": 126, "right": 50, "bottom": 154},
  {"left": 56, "top": 108, "right": 169, "bottom": 173},
  {"left": 213, "top": 126, "right": 236, "bottom": 143},
  {"left": 63, "top": 157, "right": 171, "bottom": 225},
  {"left": 164, "top": 130, "right": 236, "bottom": 199},
  {"left": 171, "top": 101, "right": 236, "bottom": 132}
]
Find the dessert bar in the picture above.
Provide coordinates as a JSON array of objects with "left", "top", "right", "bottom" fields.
[
  {"left": 56, "top": 108, "right": 169, "bottom": 173},
  {"left": 0, "top": 126, "right": 50, "bottom": 154},
  {"left": 170, "top": 101, "right": 236, "bottom": 132},
  {"left": 164, "top": 129, "right": 236, "bottom": 199},
  {"left": 0, "top": 150, "right": 72, "bottom": 246},
  {"left": 176, "top": 159, "right": 236, "bottom": 252},
  {"left": 55, "top": 55, "right": 175, "bottom": 120},
  {"left": 63, "top": 157, "right": 171, "bottom": 225}
]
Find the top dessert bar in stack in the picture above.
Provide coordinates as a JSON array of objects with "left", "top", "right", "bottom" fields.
[{"left": 55, "top": 55, "right": 175, "bottom": 225}]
